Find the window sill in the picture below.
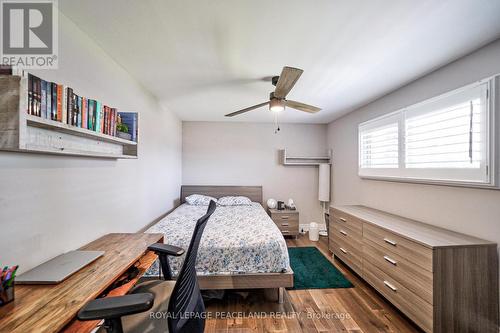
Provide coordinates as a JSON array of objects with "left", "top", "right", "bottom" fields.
[{"left": 359, "top": 175, "right": 500, "bottom": 191}]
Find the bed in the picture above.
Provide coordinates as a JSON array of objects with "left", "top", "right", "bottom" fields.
[{"left": 144, "top": 185, "right": 293, "bottom": 300}]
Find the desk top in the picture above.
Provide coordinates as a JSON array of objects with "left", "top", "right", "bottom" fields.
[{"left": 0, "top": 233, "right": 163, "bottom": 333}]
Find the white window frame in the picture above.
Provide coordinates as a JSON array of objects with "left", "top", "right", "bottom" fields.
[{"left": 358, "top": 74, "right": 499, "bottom": 189}]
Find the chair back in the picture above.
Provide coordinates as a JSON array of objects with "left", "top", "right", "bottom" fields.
[{"left": 167, "top": 200, "right": 216, "bottom": 333}]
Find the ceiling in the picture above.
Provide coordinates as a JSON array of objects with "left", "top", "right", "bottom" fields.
[{"left": 59, "top": 0, "right": 500, "bottom": 124}]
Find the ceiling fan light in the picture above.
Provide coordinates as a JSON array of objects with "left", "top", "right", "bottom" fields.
[{"left": 269, "top": 99, "right": 285, "bottom": 112}]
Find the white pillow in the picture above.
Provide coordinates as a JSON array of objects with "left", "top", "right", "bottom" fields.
[
  {"left": 218, "top": 196, "right": 252, "bottom": 206},
  {"left": 185, "top": 194, "right": 217, "bottom": 206}
]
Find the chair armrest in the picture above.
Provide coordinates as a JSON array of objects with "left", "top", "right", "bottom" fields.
[
  {"left": 77, "top": 293, "right": 154, "bottom": 321},
  {"left": 148, "top": 243, "right": 185, "bottom": 256}
]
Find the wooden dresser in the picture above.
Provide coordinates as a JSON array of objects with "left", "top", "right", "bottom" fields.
[
  {"left": 329, "top": 205, "right": 499, "bottom": 333},
  {"left": 269, "top": 209, "right": 299, "bottom": 237}
]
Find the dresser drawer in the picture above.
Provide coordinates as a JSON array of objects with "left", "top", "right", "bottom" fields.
[
  {"left": 363, "top": 240, "right": 433, "bottom": 304},
  {"left": 363, "top": 260, "right": 433, "bottom": 333},
  {"left": 277, "top": 221, "right": 299, "bottom": 235},
  {"left": 331, "top": 208, "right": 362, "bottom": 233},
  {"left": 272, "top": 213, "right": 298, "bottom": 223},
  {"left": 275, "top": 218, "right": 299, "bottom": 229},
  {"left": 331, "top": 234, "right": 363, "bottom": 274},
  {"left": 331, "top": 220, "right": 362, "bottom": 242},
  {"left": 363, "top": 223, "right": 433, "bottom": 272}
]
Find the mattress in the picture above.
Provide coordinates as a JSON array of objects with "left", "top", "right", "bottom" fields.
[{"left": 145, "top": 202, "right": 290, "bottom": 276}]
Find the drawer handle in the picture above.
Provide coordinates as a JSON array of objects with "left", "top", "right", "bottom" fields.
[
  {"left": 281, "top": 216, "right": 289, "bottom": 220},
  {"left": 383, "top": 255, "right": 397, "bottom": 266},
  {"left": 339, "top": 217, "right": 347, "bottom": 222},
  {"left": 383, "top": 238, "right": 397, "bottom": 246},
  {"left": 339, "top": 247, "right": 348, "bottom": 254},
  {"left": 383, "top": 280, "right": 397, "bottom": 292},
  {"left": 339, "top": 230, "right": 347, "bottom": 236},
  {"left": 281, "top": 223, "right": 289, "bottom": 226},
  {"left": 282, "top": 230, "right": 289, "bottom": 233}
]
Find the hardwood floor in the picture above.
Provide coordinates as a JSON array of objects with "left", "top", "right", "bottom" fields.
[{"left": 204, "top": 234, "right": 423, "bottom": 333}]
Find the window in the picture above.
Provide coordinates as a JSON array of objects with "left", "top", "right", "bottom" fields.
[
  {"left": 359, "top": 113, "right": 399, "bottom": 170},
  {"left": 358, "top": 77, "right": 496, "bottom": 187}
]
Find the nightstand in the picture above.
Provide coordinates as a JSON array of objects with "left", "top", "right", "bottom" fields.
[{"left": 268, "top": 209, "right": 299, "bottom": 237}]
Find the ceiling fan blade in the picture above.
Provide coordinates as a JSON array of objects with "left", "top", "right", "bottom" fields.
[
  {"left": 274, "top": 66, "right": 303, "bottom": 99},
  {"left": 286, "top": 100, "right": 321, "bottom": 113},
  {"left": 225, "top": 101, "right": 269, "bottom": 117}
]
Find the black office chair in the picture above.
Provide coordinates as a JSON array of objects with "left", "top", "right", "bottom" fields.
[{"left": 78, "top": 200, "right": 217, "bottom": 333}]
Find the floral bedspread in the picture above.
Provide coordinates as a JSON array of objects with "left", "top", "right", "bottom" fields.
[{"left": 145, "top": 203, "right": 290, "bottom": 276}]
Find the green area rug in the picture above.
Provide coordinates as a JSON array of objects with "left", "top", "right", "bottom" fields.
[{"left": 288, "top": 247, "right": 353, "bottom": 289}]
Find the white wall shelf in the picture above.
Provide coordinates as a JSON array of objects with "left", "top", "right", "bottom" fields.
[
  {"left": 0, "top": 76, "right": 138, "bottom": 159},
  {"left": 279, "top": 149, "right": 332, "bottom": 166}
]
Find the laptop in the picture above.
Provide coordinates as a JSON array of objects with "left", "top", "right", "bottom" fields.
[{"left": 16, "top": 250, "right": 105, "bottom": 284}]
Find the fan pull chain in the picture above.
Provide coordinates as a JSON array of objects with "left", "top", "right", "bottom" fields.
[{"left": 274, "top": 113, "right": 280, "bottom": 134}]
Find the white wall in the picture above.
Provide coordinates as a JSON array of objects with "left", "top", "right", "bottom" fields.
[
  {"left": 327, "top": 39, "right": 500, "bottom": 299},
  {"left": 182, "top": 121, "right": 328, "bottom": 229},
  {"left": 0, "top": 13, "right": 182, "bottom": 273}
]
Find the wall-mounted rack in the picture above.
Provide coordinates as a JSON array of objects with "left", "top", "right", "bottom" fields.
[
  {"left": 279, "top": 149, "right": 332, "bottom": 166},
  {"left": 0, "top": 76, "right": 137, "bottom": 159}
]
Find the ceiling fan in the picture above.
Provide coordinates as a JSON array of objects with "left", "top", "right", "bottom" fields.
[{"left": 224, "top": 66, "right": 321, "bottom": 117}]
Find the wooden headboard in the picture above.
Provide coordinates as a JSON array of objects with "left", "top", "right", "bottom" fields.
[{"left": 180, "top": 185, "right": 263, "bottom": 205}]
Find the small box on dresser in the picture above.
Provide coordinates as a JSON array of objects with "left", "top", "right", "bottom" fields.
[
  {"left": 268, "top": 209, "right": 299, "bottom": 237},
  {"left": 329, "top": 205, "right": 499, "bottom": 333}
]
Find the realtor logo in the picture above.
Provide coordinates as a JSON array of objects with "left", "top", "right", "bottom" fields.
[{"left": 0, "top": 0, "right": 58, "bottom": 68}]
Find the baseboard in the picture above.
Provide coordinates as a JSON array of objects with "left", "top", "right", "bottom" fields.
[
  {"left": 137, "top": 206, "right": 177, "bottom": 233},
  {"left": 299, "top": 223, "right": 327, "bottom": 232}
]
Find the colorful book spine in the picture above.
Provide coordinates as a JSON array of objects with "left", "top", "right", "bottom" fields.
[
  {"left": 56, "top": 84, "right": 63, "bottom": 121},
  {"left": 100, "top": 104, "right": 104, "bottom": 133},
  {"left": 46, "top": 82, "right": 52, "bottom": 118},
  {"left": 88, "top": 100, "right": 95, "bottom": 130},
  {"left": 110, "top": 108, "right": 115, "bottom": 136},
  {"left": 66, "top": 87, "right": 73, "bottom": 125},
  {"left": 62, "top": 88, "right": 67, "bottom": 124},
  {"left": 95, "top": 101, "right": 101, "bottom": 133},
  {"left": 31, "top": 75, "right": 41, "bottom": 117},
  {"left": 36, "top": 77, "right": 41, "bottom": 116},
  {"left": 76, "top": 96, "right": 82, "bottom": 128},
  {"left": 105, "top": 106, "right": 110, "bottom": 135},
  {"left": 81, "top": 97, "right": 87, "bottom": 129},
  {"left": 40, "top": 80, "right": 47, "bottom": 118},
  {"left": 27, "top": 74, "right": 33, "bottom": 115},
  {"left": 51, "top": 83, "right": 57, "bottom": 120},
  {"left": 71, "top": 93, "right": 78, "bottom": 126}
]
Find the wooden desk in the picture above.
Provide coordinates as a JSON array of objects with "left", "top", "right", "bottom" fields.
[{"left": 0, "top": 233, "right": 163, "bottom": 333}]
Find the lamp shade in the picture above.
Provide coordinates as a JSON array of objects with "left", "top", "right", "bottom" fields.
[{"left": 318, "top": 163, "right": 330, "bottom": 202}]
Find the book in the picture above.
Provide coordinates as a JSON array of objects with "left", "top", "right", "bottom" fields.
[
  {"left": 105, "top": 106, "right": 110, "bottom": 135},
  {"left": 66, "top": 87, "right": 73, "bottom": 125},
  {"left": 51, "top": 83, "right": 57, "bottom": 120},
  {"left": 71, "top": 93, "right": 78, "bottom": 126},
  {"left": 62, "top": 88, "right": 67, "bottom": 124},
  {"left": 27, "top": 74, "right": 33, "bottom": 114},
  {"left": 33, "top": 76, "right": 41, "bottom": 117},
  {"left": 100, "top": 104, "right": 104, "bottom": 133},
  {"left": 56, "top": 84, "right": 63, "bottom": 121},
  {"left": 41, "top": 80, "right": 47, "bottom": 118},
  {"left": 110, "top": 108, "right": 115, "bottom": 136},
  {"left": 81, "top": 97, "right": 87, "bottom": 129},
  {"left": 95, "top": 101, "right": 101, "bottom": 133},
  {"left": 118, "top": 112, "right": 138, "bottom": 142},
  {"left": 88, "top": 99, "right": 95, "bottom": 130},
  {"left": 46, "top": 82, "right": 52, "bottom": 119},
  {"left": 77, "top": 96, "right": 82, "bottom": 128}
]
